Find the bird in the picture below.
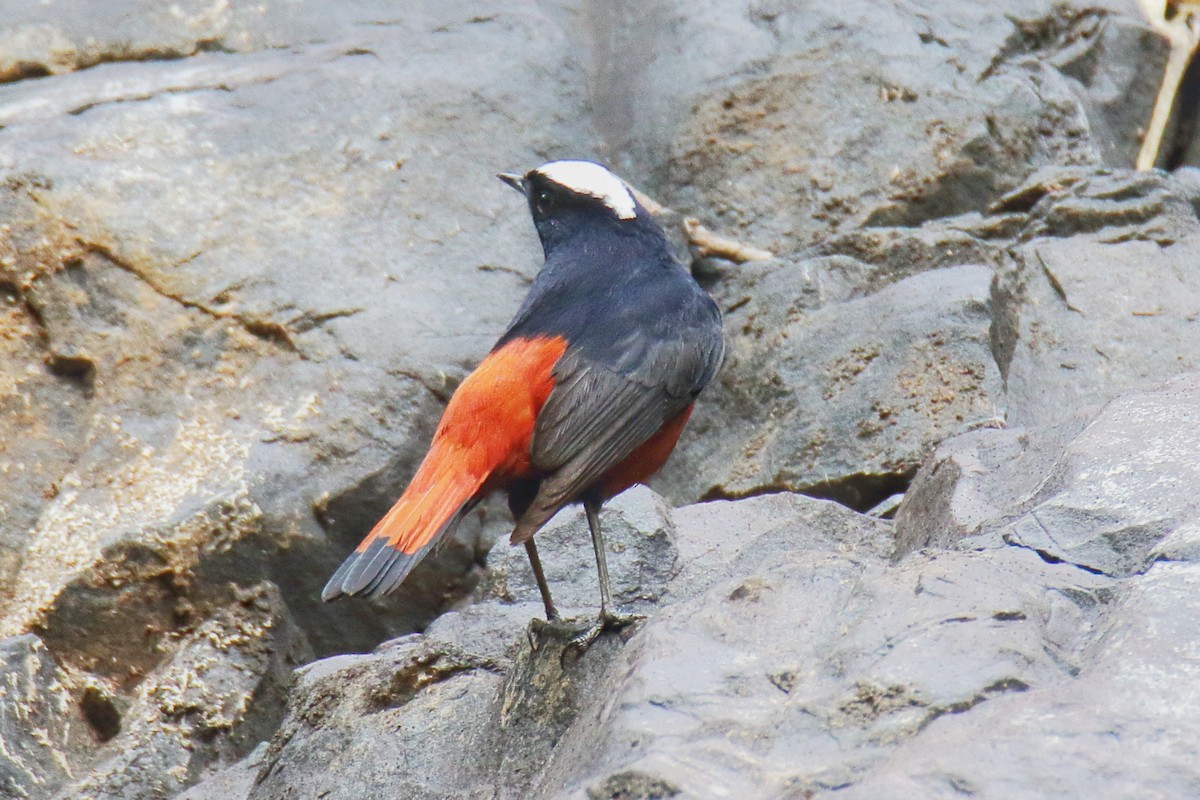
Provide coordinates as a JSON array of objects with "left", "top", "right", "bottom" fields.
[{"left": 321, "top": 159, "right": 724, "bottom": 650}]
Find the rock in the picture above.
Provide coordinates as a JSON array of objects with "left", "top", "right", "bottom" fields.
[
  {"left": 248, "top": 617, "right": 510, "bottom": 800},
  {"left": 255, "top": 374, "right": 1200, "bottom": 797},
  {"left": 177, "top": 745, "right": 263, "bottom": 800},
  {"left": 893, "top": 421, "right": 1086, "bottom": 558},
  {"left": 246, "top": 602, "right": 641, "bottom": 800},
  {"left": 249, "top": 487, "right": 686, "bottom": 800},
  {"left": 643, "top": 1, "right": 1148, "bottom": 252},
  {"left": 0, "top": 634, "right": 90, "bottom": 800},
  {"left": 480, "top": 486, "right": 677, "bottom": 618},
  {"left": 665, "top": 164, "right": 1200, "bottom": 509},
  {"left": 540, "top": 546, "right": 1107, "bottom": 799},
  {"left": 0, "top": 0, "right": 601, "bottom": 663},
  {"left": 248, "top": 489, "right": 893, "bottom": 800},
  {"left": 1151, "top": 518, "right": 1200, "bottom": 564},
  {"left": 667, "top": 490, "right": 895, "bottom": 594},
  {"left": 639, "top": 2, "right": 1180, "bottom": 505},
  {"left": 899, "top": 373, "right": 1200, "bottom": 577},
  {"left": 0, "top": 184, "right": 95, "bottom": 593},
  {"left": 0, "top": 1, "right": 346, "bottom": 82},
  {"left": 0, "top": 0, "right": 1182, "bottom": 664},
  {"left": 665, "top": 264, "right": 1003, "bottom": 510},
  {"left": 0, "top": 583, "right": 307, "bottom": 800},
  {"left": 996, "top": 376, "right": 1200, "bottom": 575},
  {"left": 0, "top": 9, "right": 604, "bottom": 786},
  {"left": 51, "top": 583, "right": 311, "bottom": 800},
  {"left": 1169, "top": 165, "right": 1200, "bottom": 215},
  {"left": 1036, "top": 4, "right": 1167, "bottom": 167},
  {"left": 841, "top": 560, "right": 1200, "bottom": 800},
  {"left": 991, "top": 169, "right": 1200, "bottom": 428}
]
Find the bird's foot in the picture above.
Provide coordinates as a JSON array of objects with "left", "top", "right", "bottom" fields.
[
  {"left": 526, "top": 614, "right": 569, "bottom": 652},
  {"left": 566, "top": 608, "right": 643, "bottom": 655},
  {"left": 526, "top": 609, "right": 643, "bottom": 657}
]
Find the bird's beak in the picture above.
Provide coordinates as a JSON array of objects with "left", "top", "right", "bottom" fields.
[{"left": 497, "top": 172, "right": 528, "bottom": 195}]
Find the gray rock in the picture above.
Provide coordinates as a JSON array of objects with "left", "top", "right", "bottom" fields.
[
  {"left": 0, "top": 634, "right": 90, "bottom": 800},
  {"left": 1044, "top": 5, "right": 1167, "bottom": 167},
  {"left": 665, "top": 162, "right": 1200, "bottom": 511},
  {"left": 256, "top": 454, "right": 1200, "bottom": 799},
  {"left": 0, "top": 0, "right": 599, "bottom": 664},
  {"left": 841, "top": 559, "right": 1200, "bottom": 800},
  {"left": 1169, "top": 165, "right": 1200, "bottom": 215},
  {"left": 52, "top": 583, "right": 311, "bottom": 800},
  {"left": 248, "top": 489, "right": 894, "bottom": 800},
  {"left": 1, "top": 0, "right": 1197, "bottom": 797},
  {"left": 248, "top": 623, "right": 507, "bottom": 800},
  {"left": 0, "top": 185, "right": 95, "bottom": 595},
  {"left": 644, "top": 1, "right": 1143, "bottom": 252},
  {"left": 667, "top": 490, "right": 895, "bottom": 594},
  {"left": 894, "top": 421, "right": 1087, "bottom": 558},
  {"left": 0, "top": 15, "right": 603, "bottom": 792},
  {"left": 0, "top": 583, "right": 308, "bottom": 800},
  {"left": 246, "top": 601, "right": 640, "bottom": 800},
  {"left": 1151, "top": 518, "right": 1200, "bottom": 564},
  {"left": 899, "top": 373, "right": 1200, "bottom": 577},
  {"left": 540, "top": 546, "right": 1108, "bottom": 799},
  {"left": 991, "top": 169, "right": 1200, "bottom": 428},
  {"left": 0, "top": 1, "right": 363, "bottom": 82},
  {"left": 258, "top": 371, "right": 1200, "bottom": 797},
  {"left": 480, "top": 486, "right": 678, "bottom": 618},
  {"left": 665, "top": 264, "right": 1003, "bottom": 510},
  {"left": 995, "top": 375, "right": 1200, "bottom": 576},
  {"left": 641, "top": 1, "right": 1177, "bottom": 506},
  {"left": 177, "top": 745, "right": 263, "bottom": 800}
]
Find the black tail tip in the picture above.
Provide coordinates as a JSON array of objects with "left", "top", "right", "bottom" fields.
[
  {"left": 321, "top": 556, "right": 356, "bottom": 602},
  {"left": 320, "top": 540, "right": 427, "bottom": 602}
]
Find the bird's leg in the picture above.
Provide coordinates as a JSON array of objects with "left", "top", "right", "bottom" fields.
[
  {"left": 569, "top": 499, "right": 641, "bottom": 652},
  {"left": 523, "top": 538, "right": 559, "bottom": 621},
  {"left": 524, "top": 537, "right": 563, "bottom": 653}
]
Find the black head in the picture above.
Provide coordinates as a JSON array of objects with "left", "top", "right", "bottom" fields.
[{"left": 498, "top": 160, "right": 646, "bottom": 256}]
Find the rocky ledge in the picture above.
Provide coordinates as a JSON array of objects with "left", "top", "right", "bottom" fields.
[{"left": 198, "top": 373, "right": 1200, "bottom": 798}]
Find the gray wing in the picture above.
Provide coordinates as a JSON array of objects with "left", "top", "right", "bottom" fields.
[{"left": 509, "top": 328, "right": 723, "bottom": 543}]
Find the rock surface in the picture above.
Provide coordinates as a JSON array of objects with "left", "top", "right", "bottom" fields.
[
  {"left": 898, "top": 373, "right": 1200, "bottom": 575},
  {"left": 679, "top": 262, "right": 1002, "bottom": 509},
  {"left": 248, "top": 400, "right": 1200, "bottom": 798},
  {"left": 0, "top": 634, "right": 89, "bottom": 799},
  {"left": 53, "top": 583, "right": 311, "bottom": 800},
  {"left": 246, "top": 489, "right": 896, "bottom": 800},
  {"left": 663, "top": 162, "right": 1200, "bottom": 508},
  {"left": 1, "top": 0, "right": 1199, "bottom": 798}
]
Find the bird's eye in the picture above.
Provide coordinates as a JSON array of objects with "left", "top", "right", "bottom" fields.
[{"left": 534, "top": 190, "right": 555, "bottom": 216}]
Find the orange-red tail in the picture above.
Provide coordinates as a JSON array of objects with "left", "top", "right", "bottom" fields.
[
  {"left": 322, "top": 335, "right": 567, "bottom": 601},
  {"left": 321, "top": 442, "right": 486, "bottom": 600},
  {"left": 365, "top": 447, "right": 484, "bottom": 555}
]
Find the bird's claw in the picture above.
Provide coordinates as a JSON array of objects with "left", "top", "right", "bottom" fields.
[
  {"left": 527, "top": 609, "right": 643, "bottom": 659},
  {"left": 565, "top": 608, "right": 643, "bottom": 654},
  {"left": 526, "top": 615, "right": 562, "bottom": 652}
]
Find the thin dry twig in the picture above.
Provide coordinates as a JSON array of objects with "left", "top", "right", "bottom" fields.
[
  {"left": 681, "top": 218, "right": 775, "bottom": 264},
  {"left": 627, "top": 185, "right": 773, "bottom": 264}
]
